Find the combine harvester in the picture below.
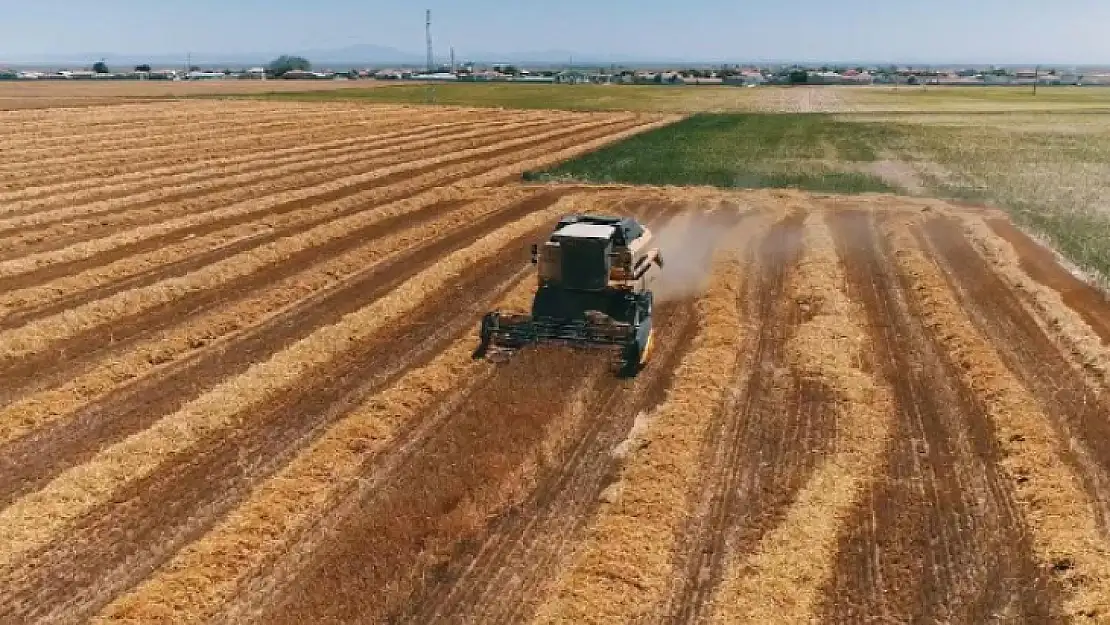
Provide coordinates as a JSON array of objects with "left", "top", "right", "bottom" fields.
[{"left": 476, "top": 214, "right": 665, "bottom": 377}]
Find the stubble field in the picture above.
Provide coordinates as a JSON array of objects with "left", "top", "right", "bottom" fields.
[{"left": 3, "top": 99, "right": 1110, "bottom": 624}]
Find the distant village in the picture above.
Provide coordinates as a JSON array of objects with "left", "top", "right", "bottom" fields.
[{"left": 5, "top": 61, "right": 1110, "bottom": 87}]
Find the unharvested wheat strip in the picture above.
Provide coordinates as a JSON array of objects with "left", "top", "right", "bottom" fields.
[
  {"left": 90, "top": 278, "right": 538, "bottom": 625},
  {"left": 0, "top": 115, "right": 561, "bottom": 232},
  {"left": 0, "top": 116, "right": 620, "bottom": 281},
  {"left": 958, "top": 215, "right": 1110, "bottom": 388},
  {"left": 530, "top": 225, "right": 755, "bottom": 625},
  {"left": 0, "top": 112, "right": 542, "bottom": 207},
  {"left": 0, "top": 202, "right": 572, "bottom": 574},
  {"left": 883, "top": 217, "right": 1110, "bottom": 621},
  {"left": 0, "top": 189, "right": 530, "bottom": 446},
  {"left": 708, "top": 213, "right": 894, "bottom": 625}
]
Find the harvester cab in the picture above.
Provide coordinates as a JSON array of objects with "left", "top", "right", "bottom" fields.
[{"left": 475, "top": 214, "right": 665, "bottom": 377}]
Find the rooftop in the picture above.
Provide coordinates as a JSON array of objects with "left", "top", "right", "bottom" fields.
[{"left": 555, "top": 223, "right": 616, "bottom": 240}]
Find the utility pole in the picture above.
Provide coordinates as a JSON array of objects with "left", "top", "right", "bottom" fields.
[
  {"left": 1033, "top": 64, "right": 1039, "bottom": 96},
  {"left": 425, "top": 9, "right": 434, "bottom": 73},
  {"left": 451, "top": 47, "right": 456, "bottom": 74}
]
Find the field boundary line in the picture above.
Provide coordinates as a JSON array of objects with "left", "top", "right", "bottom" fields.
[
  {"left": 0, "top": 202, "right": 574, "bottom": 576},
  {"left": 707, "top": 211, "right": 894, "bottom": 624},
  {"left": 882, "top": 215, "right": 1110, "bottom": 621}
]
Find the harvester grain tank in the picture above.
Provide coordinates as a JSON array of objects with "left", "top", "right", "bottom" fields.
[{"left": 475, "top": 214, "right": 665, "bottom": 376}]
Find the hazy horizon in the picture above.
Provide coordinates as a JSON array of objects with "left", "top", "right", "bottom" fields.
[{"left": 3, "top": 0, "right": 1110, "bottom": 66}]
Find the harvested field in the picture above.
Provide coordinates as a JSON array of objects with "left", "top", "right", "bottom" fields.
[
  {"left": 4, "top": 100, "right": 1110, "bottom": 625},
  {"left": 0, "top": 80, "right": 388, "bottom": 110}
]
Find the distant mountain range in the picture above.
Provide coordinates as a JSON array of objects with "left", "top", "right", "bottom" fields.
[{"left": 3, "top": 44, "right": 723, "bottom": 69}]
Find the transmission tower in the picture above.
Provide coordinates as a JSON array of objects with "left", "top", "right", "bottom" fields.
[{"left": 426, "top": 9, "right": 434, "bottom": 73}]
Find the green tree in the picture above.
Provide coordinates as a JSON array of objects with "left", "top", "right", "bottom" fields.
[
  {"left": 268, "top": 55, "right": 311, "bottom": 76},
  {"left": 134, "top": 64, "right": 152, "bottom": 72},
  {"left": 93, "top": 60, "right": 110, "bottom": 73},
  {"left": 788, "top": 69, "right": 808, "bottom": 84}
]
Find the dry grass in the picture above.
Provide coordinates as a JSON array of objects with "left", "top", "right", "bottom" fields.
[
  {"left": 884, "top": 215, "right": 1110, "bottom": 621},
  {"left": 0, "top": 189, "right": 529, "bottom": 446},
  {"left": 0, "top": 200, "right": 573, "bottom": 572},
  {"left": 530, "top": 220, "right": 753, "bottom": 625},
  {"left": 709, "top": 212, "right": 893, "bottom": 624}
]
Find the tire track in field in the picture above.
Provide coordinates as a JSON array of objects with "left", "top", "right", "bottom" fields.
[
  {"left": 401, "top": 209, "right": 740, "bottom": 625},
  {"left": 0, "top": 115, "right": 631, "bottom": 290},
  {"left": 0, "top": 216, "right": 560, "bottom": 624},
  {"left": 0, "top": 113, "right": 530, "bottom": 230},
  {"left": 408, "top": 304, "right": 697, "bottom": 625},
  {"left": 923, "top": 216, "right": 1110, "bottom": 531},
  {"left": 0, "top": 115, "right": 563, "bottom": 251},
  {"left": 815, "top": 211, "right": 1057, "bottom": 623},
  {"left": 246, "top": 348, "right": 605, "bottom": 625},
  {"left": 661, "top": 211, "right": 829, "bottom": 625},
  {"left": 0, "top": 191, "right": 569, "bottom": 506}
]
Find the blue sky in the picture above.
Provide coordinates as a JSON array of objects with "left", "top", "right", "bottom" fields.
[{"left": 3, "top": 0, "right": 1109, "bottom": 64}]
